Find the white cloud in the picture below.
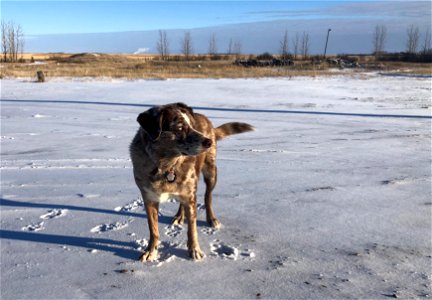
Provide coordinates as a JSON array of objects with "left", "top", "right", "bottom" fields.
[{"left": 133, "top": 47, "right": 150, "bottom": 54}]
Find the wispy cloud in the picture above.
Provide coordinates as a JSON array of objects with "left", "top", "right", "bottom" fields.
[{"left": 248, "top": 1, "right": 431, "bottom": 20}]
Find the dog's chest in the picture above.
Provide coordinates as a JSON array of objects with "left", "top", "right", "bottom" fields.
[
  {"left": 143, "top": 187, "right": 180, "bottom": 203},
  {"left": 142, "top": 170, "right": 197, "bottom": 203}
]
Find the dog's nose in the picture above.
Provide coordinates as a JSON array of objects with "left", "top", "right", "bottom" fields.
[{"left": 202, "top": 138, "right": 212, "bottom": 149}]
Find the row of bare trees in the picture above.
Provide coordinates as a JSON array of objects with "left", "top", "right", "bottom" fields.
[
  {"left": 372, "top": 24, "right": 431, "bottom": 56},
  {"left": 1, "top": 21, "right": 24, "bottom": 62},
  {"left": 157, "top": 29, "right": 313, "bottom": 60},
  {"left": 279, "top": 30, "right": 311, "bottom": 59},
  {"left": 406, "top": 24, "right": 431, "bottom": 54},
  {"left": 157, "top": 30, "right": 244, "bottom": 60},
  {"left": 159, "top": 25, "right": 431, "bottom": 60}
]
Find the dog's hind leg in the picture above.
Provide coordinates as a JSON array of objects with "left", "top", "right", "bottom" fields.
[
  {"left": 171, "top": 204, "right": 185, "bottom": 225},
  {"left": 202, "top": 156, "right": 221, "bottom": 229}
]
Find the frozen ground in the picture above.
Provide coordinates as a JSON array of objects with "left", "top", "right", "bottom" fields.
[{"left": 1, "top": 73, "right": 431, "bottom": 299}]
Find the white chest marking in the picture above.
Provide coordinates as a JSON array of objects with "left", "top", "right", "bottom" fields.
[
  {"left": 143, "top": 187, "right": 179, "bottom": 203},
  {"left": 159, "top": 192, "right": 179, "bottom": 203}
]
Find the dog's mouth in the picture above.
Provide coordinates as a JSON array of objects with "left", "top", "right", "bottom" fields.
[
  {"left": 180, "top": 138, "right": 212, "bottom": 156},
  {"left": 181, "top": 146, "right": 210, "bottom": 156}
]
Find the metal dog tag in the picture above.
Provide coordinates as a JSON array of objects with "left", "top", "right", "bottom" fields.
[{"left": 166, "top": 171, "right": 176, "bottom": 182}]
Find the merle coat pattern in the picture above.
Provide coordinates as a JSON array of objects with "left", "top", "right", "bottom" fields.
[{"left": 130, "top": 102, "right": 253, "bottom": 261}]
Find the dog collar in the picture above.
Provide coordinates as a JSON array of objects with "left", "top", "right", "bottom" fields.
[{"left": 165, "top": 170, "right": 176, "bottom": 183}]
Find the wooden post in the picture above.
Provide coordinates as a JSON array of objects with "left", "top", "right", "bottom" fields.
[{"left": 36, "top": 71, "right": 45, "bottom": 82}]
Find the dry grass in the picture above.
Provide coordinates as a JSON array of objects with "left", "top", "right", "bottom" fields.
[
  {"left": 373, "top": 61, "right": 432, "bottom": 76},
  {"left": 1, "top": 53, "right": 431, "bottom": 80}
]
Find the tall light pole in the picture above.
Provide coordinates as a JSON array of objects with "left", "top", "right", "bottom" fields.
[{"left": 323, "top": 28, "right": 331, "bottom": 58}]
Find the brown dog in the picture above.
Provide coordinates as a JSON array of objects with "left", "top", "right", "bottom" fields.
[{"left": 130, "top": 103, "right": 253, "bottom": 261}]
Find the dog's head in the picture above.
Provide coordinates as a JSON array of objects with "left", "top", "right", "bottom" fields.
[{"left": 137, "top": 103, "right": 212, "bottom": 157}]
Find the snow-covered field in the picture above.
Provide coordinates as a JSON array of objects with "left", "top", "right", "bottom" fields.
[{"left": 1, "top": 73, "right": 431, "bottom": 299}]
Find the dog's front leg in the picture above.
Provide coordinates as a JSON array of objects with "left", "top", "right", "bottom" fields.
[
  {"left": 184, "top": 198, "right": 204, "bottom": 260},
  {"left": 140, "top": 200, "right": 159, "bottom": 262}
]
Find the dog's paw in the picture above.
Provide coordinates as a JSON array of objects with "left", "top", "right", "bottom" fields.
[
  {"left": 139, "top": 250, "right": 158, "bottom": 262},
  {"left": 189, "top": 247, "right": 205, "bottom": 260},
  {"left": 207, "top": 217, "right": 221, "bottom": 229},
  {"left": 171, "top": 215, "right": 184, "bottom": 226}
]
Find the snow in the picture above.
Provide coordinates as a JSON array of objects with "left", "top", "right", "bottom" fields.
[{"left": 1, "top": 73, "right": 431, "bottom": 299}]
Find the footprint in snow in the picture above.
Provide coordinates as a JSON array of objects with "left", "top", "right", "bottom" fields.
[
  {"left": 114, "top": 198, "right": 143, "bottom": 212},
  {"left": 381, "top": 177, "right": 417, "bottom": 185},
  {"left": 134, "top": 239, "right": 148, "bottom": 251},
  {"left": 164, "top": 224, "right": 183, "bottom": 238},
  {"left": 21, "top": 209, "right": 67, "bottom": 232},
  {"left": 154, "top": 241, "right": 179, "bottom": 267},
  {"left": 22, "top": 221, "right": 45, "bottom": 232},
  {"left": 90, "top": 221, "right": 129, "bottom": 233},
  {"left": 210, "top": 240, "right": 239, "bottom": 260},
  {"left": 40, "top": 209, "right": 68, "bottom": 220},
  {"left": 133, "top": 239, "right": 178, "bottom": 267},
  {"left": 32, "top": 114, "right": 51, "bottom": 118},
  {"left": 201, "top": 227, "right": 219, "bottom": 235},
  {"left": 109, "top": 117, "right": 131, "bottom": 121},
  {"left": 210, "top": 239, "right": 255, "bottom": 261},
  {"left": 77, "top": 193, "right": 100, "bottom": 198},
  {"left": 1, "top": 136, "right": 15, "bottom": 140}
]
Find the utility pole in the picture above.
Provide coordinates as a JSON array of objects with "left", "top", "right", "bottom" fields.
[{"left": 323, "top": 28, "right": 331, "bottom": 58}]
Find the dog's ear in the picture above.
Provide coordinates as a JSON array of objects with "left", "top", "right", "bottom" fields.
[
  {"left": 175, "top": 102, "right": 194, "bottom": 116},
  {"left": 137, "top": 107, "right": 163, "bottom": 141}
]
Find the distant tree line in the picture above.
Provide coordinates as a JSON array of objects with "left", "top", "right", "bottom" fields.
[
  {"left": 156, "top": 28, "right": 312, "bottom": 61},
  {"left": 372, "top": 24, "right": 431, "bottom": 62},
  {"left": 157, "top": 30, "right": 243, "bottom": 61},
  {"left": 1, "top": 20, "right": 24, "bottom": 62},
  {"left": 155, "top": 23, "right": 431, "bottom": 64},
  {"left": 3, "top": 18, "right": 430, "bottom": 64}
]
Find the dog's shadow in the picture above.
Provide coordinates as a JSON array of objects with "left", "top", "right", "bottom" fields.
[
  {"left": 0, "top": 198, "right": 144, "bottom": 219},
  {"left": 0, "top": 198, "right": 207, "bottom": 260},
  {"left": 0, "top": 229, "right": 140, "bottom": 260}
]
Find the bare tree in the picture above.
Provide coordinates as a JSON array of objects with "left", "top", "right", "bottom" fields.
[
  {"left": 1, "top": 20, "right": 7, "bottom": 62},
  {"left": 156, "top": 30, "right": 169, "bottom": 60},
  {"left": 233, "top": 40, "right": 242, "bottom": 56},
  {"left": 181, "top": 31, "right": 193, "bottom": 60},
  {"left": 372, "top": 25, "right": 387, "bottom": 57},
  {"left": 1, "top": 21, "right": 25, "bottom": 62},
  {"left": 7, "top": 21, "right": 16, "bottom": 62},
  {"left": 227, "top": 38, "right": 233, "bottom": 55},
  {"left": 301, "top": 31, "right": 310, "bottom": 59},
  {"left": 208, "top": 33, "right": 217, "bottom": 56},
  {"left": 292, "top": 32, "right": 300, "bottom": 59},
  {"left": 16, "top": 23, "right": 24, "bottom": 61},
  {"left": 422, "top": 26, "right": 431, "bottom": 54},
  {"left": 406, "top": 24, "right": 420, "bottom": 53},
  {"left": 280, "top": 30, "right": 289, "bottom": 59}
]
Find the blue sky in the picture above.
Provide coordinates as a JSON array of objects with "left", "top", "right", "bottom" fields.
[
  {"left": 1, "top": 1, "right": 430, "bottom": 54},
  {"left": 1, "top": 1, "right": 389, "bottom": 35}
]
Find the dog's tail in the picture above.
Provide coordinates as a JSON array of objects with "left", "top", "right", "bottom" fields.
[{"left": 214, "top": 122, "right": 254, "bottom": 141}]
